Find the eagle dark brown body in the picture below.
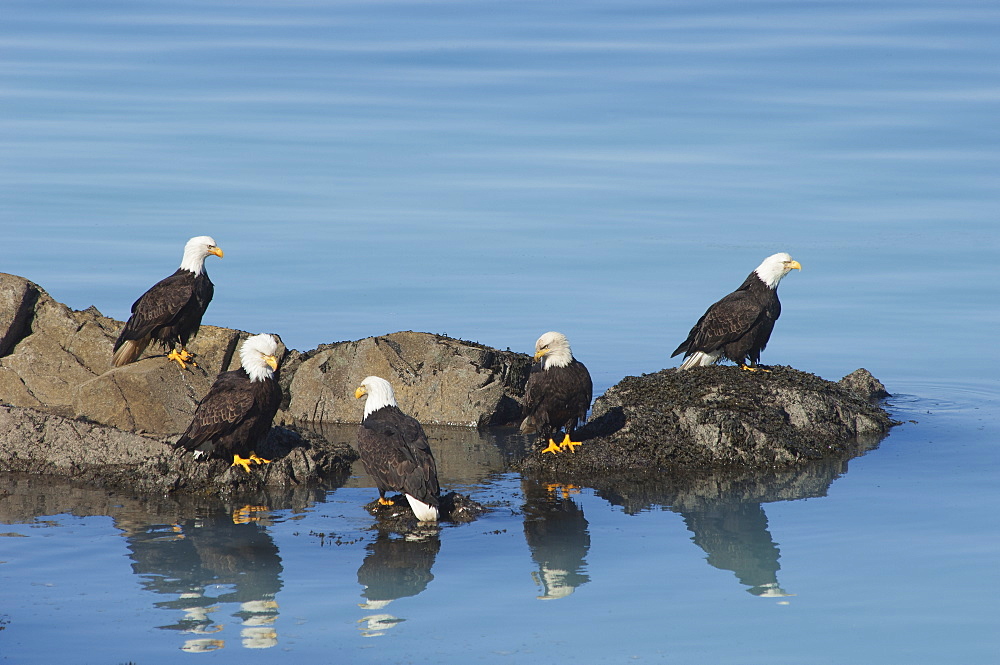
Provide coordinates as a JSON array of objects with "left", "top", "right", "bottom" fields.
[
  {"left": 520, "top": 358, "right": 593, "bottom": 442},
  {"left": 174, "top": 367, "right": 281, "bottom": 462},
  {"left": 113, "top": 268, "right": 214, "bottom": 365},
  {"left": 672, "top": 272, "right": 781, "bottom": 367},
  {"left": 672, "top": 253, "right": 801, "bottom": 370},
  {"left": 112, "top": 236, "right": 222, "bottom": 368},
  {"left": 358, "top": 405, "right": 441, "bottom": 511}
]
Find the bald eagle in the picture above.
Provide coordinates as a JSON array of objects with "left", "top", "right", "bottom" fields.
[
  {"left": 520, "top": 331, "right": 593, "bottom": 454},
  {"left": 355, "top": 376, "right": 440, "bottom": 522},
  {"left": 113, "top": 235, "right": 223, "bottom": 369},
  {"left": 672, "top": 252, "right": 801, "bottom": 370},
  {"left": 174, "top": 333, "right": 282, "bottom": 473}
]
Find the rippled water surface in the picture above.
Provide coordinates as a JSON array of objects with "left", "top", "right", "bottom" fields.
[{"left": 2, "top": 1, "right": 999, "bottom": 663}]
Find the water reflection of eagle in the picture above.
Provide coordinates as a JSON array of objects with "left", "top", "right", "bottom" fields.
[
  {"left": 521, "top": 480, "right": 591, "bottom": 599},
  {"left": 682, "top": 502, "right": 792, "bottom": 597},
  {"left": 357, "top": 528, "right": 441, "bottom": 606},
  {"left": 356, "top": 528, "right": 441, "bottom": 636},
  {"left": 124, "top": 505, "right": 283, "bottom": 650}
]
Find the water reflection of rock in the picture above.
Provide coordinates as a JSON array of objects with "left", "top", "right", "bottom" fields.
[
  {"left": 304, "top": 422, "right": 527, "bottom": 486},
  {"left": 356, "top": 527, "right": 441, "bottom": 637},
  {"left": 0, "top": 473, "right": 340, "bottom": 650},
  {"left": 565, "top": 437, "right": 882, "bottom": 597},
  {"left": 521, "top": 479, "right": 591, "bottom": 600}
]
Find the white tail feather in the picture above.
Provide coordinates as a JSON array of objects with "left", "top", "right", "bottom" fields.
[
  {"left": 679, "top": 350, "right": 720, "bottom": 370},
  {"left": 404, "top": 494, "right": 439, "bottom": 522}
]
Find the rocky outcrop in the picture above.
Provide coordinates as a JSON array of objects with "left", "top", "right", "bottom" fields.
[
  {"left": 0, "top": 274, "right": 529, "bottom": 436},
  {"left": 0, "top": 272, "right": 901, "bottom": 489},
  {"left": 0, "top": 274, "right": 249, "bottom": 423},
  {"left": 286, "top": 331, "right": 531, "bottom": 427},
  {"left": 363, "top": 492, "right": 489, "bottom": 526},
  {"left": 0, "top": 273, "right": 531, "bottom": 494},
  {"left": 0, "top": 404, "right": 356, "bottom": 494},
  {"left": 0, "top": 274, "right": 39, "bottom": 357},
  {"left": 0, "top": 274, "right": 119, "bottom": 415},
  {"left": 519, "top": 365, "right": 897, "bottom": 476}
]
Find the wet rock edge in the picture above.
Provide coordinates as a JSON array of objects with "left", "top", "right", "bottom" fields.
[{"left": 517, "top": 365, "right": 899, "bottom": 478}]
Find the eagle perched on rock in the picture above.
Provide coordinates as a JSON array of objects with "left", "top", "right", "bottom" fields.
[
  {"left": 174, "top": 333, "right": 282, "bottom": 473},
  {"left": 672, "top": 252, "right": 801, "bottom": 370},
  {"left": 355, "top": 376, "right": 440, "bottom": 522},
  {"left": 520, "top": 331, "right": 593, "bottom": 454},
  {"left": 113, "top": 235, "right": 223, "bottom": 369}
]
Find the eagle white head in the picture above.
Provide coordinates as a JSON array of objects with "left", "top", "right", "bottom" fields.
[
  {"left": 239, "top": 334, "right": 279, "bottom": 382},
  {"left": 180, "top": 236, "right": 224, "bottom": 275},
  {"left": 534, "top": 331, "right": 574, "bottom": 370},
  {"left": 355, "top": 376, "right": 398, "bottom": 419},
  {"left": 753, "top": 252, "right": 801, "bottom": 289}
]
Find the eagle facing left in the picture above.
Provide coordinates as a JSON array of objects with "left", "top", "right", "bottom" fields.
[
  {"left": 355, "top": 376, "right": 441, "bottom": 522},
  {"left": 520, "top": 331, "right": 593, "bottom": 455}
]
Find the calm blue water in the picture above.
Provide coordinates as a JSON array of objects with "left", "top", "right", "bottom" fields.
[{"left": 2, "top": 1, "right": 999, "bottom": 663}]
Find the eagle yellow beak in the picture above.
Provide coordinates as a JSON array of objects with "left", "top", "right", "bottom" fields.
[
  {"left": 534, "top": 348, "right": 549, "bottom": 361},
  {"left": 264, "top": 355, "right": 278, "bottom": 371},
  {"left": 208, "top": 246, "right": 224, "bottom": 258},
  {"left": 787, "top": 260, "right": 801, "bottom": 271},
  {"left": 354, "top": 386, "right": 367, "bottom": 399}
]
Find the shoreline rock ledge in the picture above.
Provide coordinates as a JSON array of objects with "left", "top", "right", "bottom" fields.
[
  {"left": 0, "top": 271, "right": 899, "bottom": 489},
  {"left": 519, "top": 365, "right": 897, "bottom": 476},
  {"left": 0, "top": 403, "right": 357, "bottom": 495}
]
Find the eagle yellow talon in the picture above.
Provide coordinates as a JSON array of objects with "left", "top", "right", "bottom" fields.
[
  {"left": 167, "top": 348, "right": 198, "bottom": 369},
  {"left": 248, "top": 452, "right": 271, "bottom": 465},
  {"left": 230, "top": 454, "right": 254, "bottom": 473},
  {"left": 377, "top": 497, "right": 395, "bottom": 506},
  {"left": 541, "top": 439, "right": 563, "bottom": 454},
  {"left": 740, "top": 364, "right": 770, "bottom": 373},
  {"left": 558, "top": 433, "right": 582, "bottom": 452}
]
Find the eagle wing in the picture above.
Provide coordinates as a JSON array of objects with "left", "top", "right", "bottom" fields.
[
  {"left": 114, "top": 270, "right": 200, "bottom": 349},
  {"left": 359, "top": 411, "right": 440, "bottom": 505},
  {"left": 521, "top": 363, "right": 546, "bottom": 423},
  {"left": 672, "top": 290, "right": 768, "bottom": 357},
  {"left": 174, "top": 372, "right": 257, "bottom": 451}
]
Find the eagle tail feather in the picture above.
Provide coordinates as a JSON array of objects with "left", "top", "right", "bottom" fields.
[
  {"left": 112, "top": 337, "right": 149, "bottom": 367},
  {"left": 679, "top": 351, "right": 719, "bottom": 370},
  {"left": 405, "top": 494, "right": 440, "bottom": 522}
]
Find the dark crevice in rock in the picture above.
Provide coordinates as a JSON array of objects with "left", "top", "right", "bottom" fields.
[{"left": 0, "top": 280, "right": 39, "bottom": 358}]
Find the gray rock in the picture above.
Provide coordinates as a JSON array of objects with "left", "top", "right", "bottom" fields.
[
  {"left": 0, "top": 272, "right": 899, "bottom": 487},
  {"left": 72, "top": 327, "right": 277, "bottom": 435},
  {"left": 0, "top": 273, "right": 245, "bottom": 423},
  {"left": 0, "top": 404, "right": 356, "bottom": 495},
  {"left": 838, "top": 367, "right": 890, "bottom": 402},
  {"left": 0, "top": 274, "right": 39, "bottom": 357},
  {"left": 72, "top": 359, "right": 219, "bottom": 435},
  {"left": 0, "top": 274, "right": 120, "bottom": 413},
  {"left": 364, "top": 491, "right": 488, "bottom": 525},
  {"left": 519, "top": 365, "right": 897, "bottom": 475},
  {"left": 287, "top": 331, "right": 531, "bottom": 427},
  {"left": 0, "top": 274, "right": 528, "bottom": 435}
]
